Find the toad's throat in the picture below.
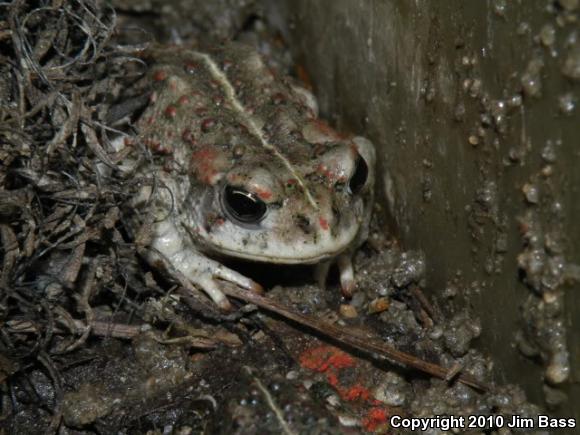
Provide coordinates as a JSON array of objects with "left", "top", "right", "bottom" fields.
[
  {"left": 207, "top": 245, "right": 347, "bottom": 265},
  {"left": 197, "top": 226, "right": 360, "bottom": 265}
]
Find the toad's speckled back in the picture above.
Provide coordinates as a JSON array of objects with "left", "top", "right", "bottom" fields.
[{"left": 129, "top": 43, "right": 375, "bottom": 308}]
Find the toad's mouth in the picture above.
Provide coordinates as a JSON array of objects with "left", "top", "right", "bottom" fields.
[
  {"left": 202, "top": 224, "right": 361, "bottom": 265},
  {"left": 209, "top": 245, "right": 342, "bottom": 265}
]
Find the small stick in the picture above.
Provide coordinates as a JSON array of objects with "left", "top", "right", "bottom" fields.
[
  {"left": 6, "top": 319, "right": 217, "bottom": 349},
  {"left": 409, "top": 285, "right": 436, "bottom": 320},
  {"left": 445, "top": 361, "right": 465, "bottom": 382},
  {"left": 220, "top": 283, "right": 489, "bottom": 392}
]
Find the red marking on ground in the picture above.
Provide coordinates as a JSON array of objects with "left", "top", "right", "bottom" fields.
[
  {"left": 342, "top": 384, "right": 371, "bottom": 402},
  {"left": 299, "top": 345, "right": 391, "bottom": 432},
  {"left": 326, "top": 372, "right": 339, "bottom": 388},
  {"left": 319, "top": 217, "right": 329, "bottom": 231},
  {"left": 362, "top": 407, "right": 390, "bottom": 432},
  {"left": 299, "top": 345, "right": 355, "bottom": 373}
]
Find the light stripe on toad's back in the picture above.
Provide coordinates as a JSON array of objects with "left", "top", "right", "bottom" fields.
[{"left": 190, "top": 50, "right": 318, "bottom": 209}]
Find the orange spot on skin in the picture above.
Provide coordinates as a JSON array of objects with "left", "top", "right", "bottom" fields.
[
  {"left": 201, "top": 118, "right": 216, "bottom": 132},
  {"left": 153, "top": 70, "right": 167, "bottom": 81},
  {"left": 319, "top": 217, "right": 329, "bottom": 231},
  {"left": 165, "top": 105, "right": 177, "bottom": 118},
  {"left": 191, "top": 146, "right": 219, "bottom": 184},
  {"left": 183, "top": 62, "right": 197, "bottom": 74},
  {"left": 317, "top": 163, "right": 337, "bottom": 183},
  {"left": 349, "top": 141, "right": 359, "bottom": 156},
  {"left": 255, "top": 188, "right": 272, "bottom": 201},
  {"left": 184, "top": 62, "right": 198, "bottom": 74},
  {"left": 312, "top": 119, "right": 346, "bottom": 141},
  {"left": 362, "top": 407, "right": 390, "bottom": 432}
]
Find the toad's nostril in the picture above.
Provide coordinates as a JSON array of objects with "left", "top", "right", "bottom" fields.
[
  {"left": 332, "top": 205, "right": 341, "bottom": 226},
  {"left": 295, "top": 214, "right": 311, "bottom": 234}
]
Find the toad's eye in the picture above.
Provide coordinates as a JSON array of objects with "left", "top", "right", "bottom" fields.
[
  {"left": 222, "top": 185, "right": 267, "bottom": 225},
  {"left": 348, "top": 155, "right": 369, "bottom": 194}
]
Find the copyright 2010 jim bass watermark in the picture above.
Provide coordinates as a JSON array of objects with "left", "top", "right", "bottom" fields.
[{"left": 389, "top": 414, "right": 576, "bottom": 431}]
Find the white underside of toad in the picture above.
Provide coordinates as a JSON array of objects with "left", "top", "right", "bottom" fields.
[{"left": 117, "top": 43, "right": 375, "bottom": 309}]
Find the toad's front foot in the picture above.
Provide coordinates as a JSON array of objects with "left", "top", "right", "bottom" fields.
[
  {"left": 148, "top": 221, "right": 262, "bottom": 310},
  {"left": 166, "top": 249, "right": 263, "bottom": 310}
]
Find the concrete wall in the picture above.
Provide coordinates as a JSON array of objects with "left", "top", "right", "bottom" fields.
[{"left": 273, "top": 0, "right": 579, "bottom": 419}]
